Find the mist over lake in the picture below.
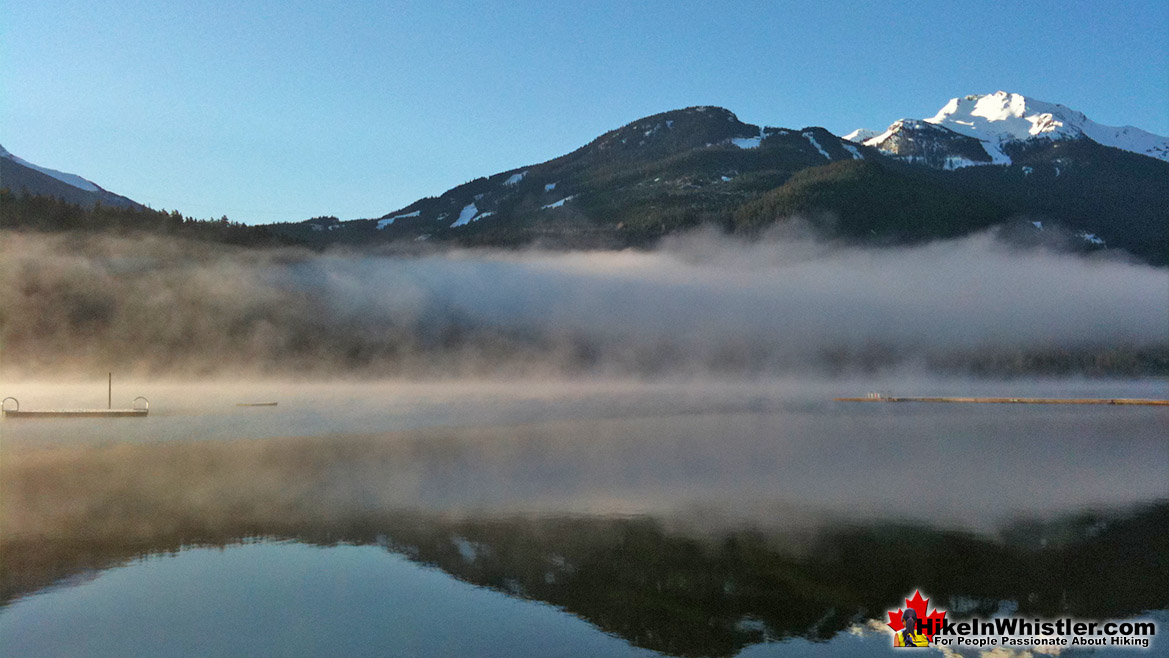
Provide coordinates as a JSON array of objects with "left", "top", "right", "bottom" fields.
[{"left": 3, "top": 229, "right": 1165, "bottom": 378}]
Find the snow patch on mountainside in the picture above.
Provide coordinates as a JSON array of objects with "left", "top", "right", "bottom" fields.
[
  {"left": 377, "top": 210, "right": 421, "bottom": 229},
  {"left": 541, "top": 195, "right": 576, "bottom": 210},
  {"left": 503, "top": 171, "right": 527, "bottom": 186},
  {"left": 1080, "top": 123, "right": 1169, "bottom": 160},
  {"left": 0, "top": 144, "right": 101, "bottom": 192},
  {"left": 941, "top": 156, "right": 983, "bottom": 170},
  {"left": 731, "top": 129, "right": 763, "bottom": 149},
  {"left": 802, "top": 132, "right": 831, "bottom": 160},
  {"left": 450, "top": 203, "right": 480, "bottom": 228},
  {"left": 978, "top": 138, "right": 1012, "bottom": 166}
]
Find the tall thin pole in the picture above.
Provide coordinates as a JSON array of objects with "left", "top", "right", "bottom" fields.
[{"left": 108, "top": 372, "right": 112, "bottom": 409}]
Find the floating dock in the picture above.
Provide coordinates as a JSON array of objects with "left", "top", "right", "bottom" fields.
[
  {"left": 2, "top": 395, "right": 150, "bottom": 418},
  {"left": 835, "top": 395, "right": 1169, "bottom": 406},
  {"left": 3, "top": 408, "right": 148, "bottom": 418}
]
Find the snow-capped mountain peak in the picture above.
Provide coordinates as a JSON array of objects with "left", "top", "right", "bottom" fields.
[
  {"left": 926, "top": 91, "right": 1082, "bottom": 142},
  {"left": 842, "top": 128, "right": 880, "bottom": 143},
  {"left": 847, "top": 91, "right": 1169, "bottom": 165}
]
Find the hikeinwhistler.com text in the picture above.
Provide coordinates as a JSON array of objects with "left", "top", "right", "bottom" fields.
[{"left": 921, "top": 617, "right": 1156, "bottom": 649}]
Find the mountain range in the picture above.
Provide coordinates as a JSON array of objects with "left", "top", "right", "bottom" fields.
[
  {"left": 3, "top": 92, "right": 1166, "bottom": 264},
  {"left": 271, "top": 91, "right": 1167, "bottom": 264}
]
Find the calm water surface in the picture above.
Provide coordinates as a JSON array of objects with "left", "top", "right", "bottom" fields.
[{"left": 2, "top": 378, "right": 1167, "bottom": 656}]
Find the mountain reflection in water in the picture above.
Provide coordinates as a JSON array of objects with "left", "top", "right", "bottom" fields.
[{"left": 2, "top": 381, "right": 1167, "bottom": 657}]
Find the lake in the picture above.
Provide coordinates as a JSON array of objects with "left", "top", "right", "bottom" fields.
[{"left": 2, "top": 377, "right": 1167, "bottom": 656}]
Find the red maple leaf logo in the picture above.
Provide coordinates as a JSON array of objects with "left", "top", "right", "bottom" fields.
[{"left": 887, "top": 590, "right": 947, "bottom": 642}]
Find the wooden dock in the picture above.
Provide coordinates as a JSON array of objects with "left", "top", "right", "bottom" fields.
[{"left": 835, "top": 396, "right": 1169, "bottom": 406}]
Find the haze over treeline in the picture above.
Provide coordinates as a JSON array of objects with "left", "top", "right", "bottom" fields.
[{"left": 1, "top": 228, "right": 1165, "bottom": 378}]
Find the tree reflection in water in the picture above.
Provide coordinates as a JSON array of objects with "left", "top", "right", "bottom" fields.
[{"left": 3, "top": 431, "right": 1166, "bottom": 657}]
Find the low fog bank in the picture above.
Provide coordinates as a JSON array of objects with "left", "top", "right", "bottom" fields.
[{"left": 1, "top": 229, "right": 1165, "bottom": 377}]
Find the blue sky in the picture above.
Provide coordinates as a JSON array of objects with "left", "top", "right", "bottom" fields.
[{"left": 4, "top": 0, "right": 1167, "bottom": 224}]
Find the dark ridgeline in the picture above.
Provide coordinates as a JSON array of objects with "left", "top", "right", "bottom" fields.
[
  {"left": 0, "top": 190, "right": 285, "bottom": 247},
  {"left": 0, "top": 152, "right": 142, "bottom": 210}
]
